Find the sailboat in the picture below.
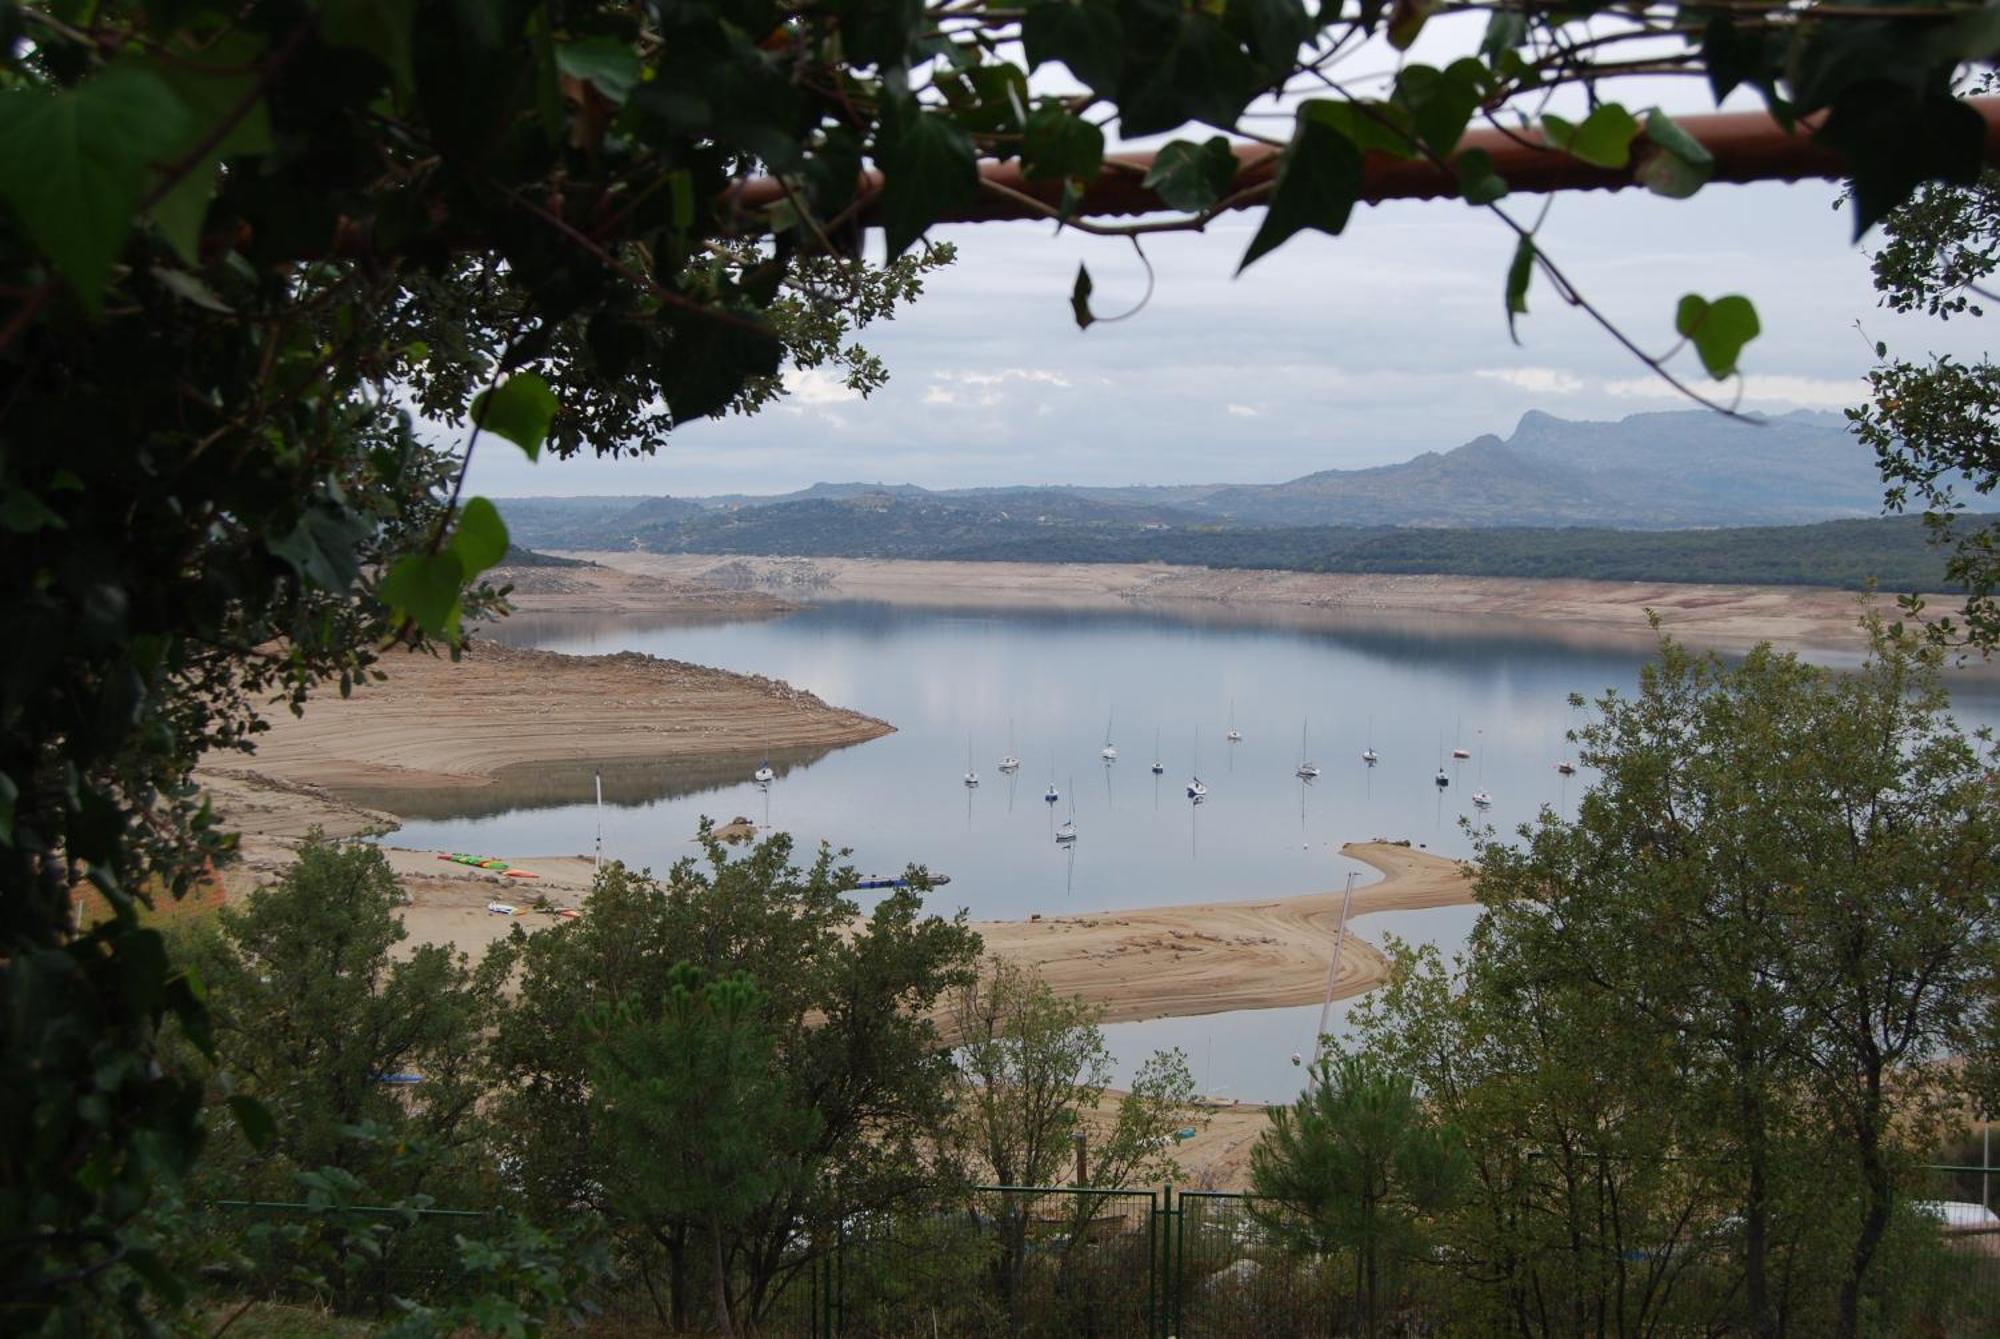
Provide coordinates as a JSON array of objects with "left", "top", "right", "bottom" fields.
[
  {"left": 1361, "top": 714, "right": 1378, "bottom": 766},
  {"left": 753, "top": 756, "right": 775, "bottom": 785},
  {"left": 1295, "top": 718, "right": 1320, "bottom": 780},
  {"left": 1150, "top": 726, "right": 1165, "bottom": 776},
  {"left": 1555, "top": 725, "right": 1577, "bottom": 776},
  {"left": 1225, "top": 699, "right": 1242, "bottom": 743},
  {"left": 1044, "top": 754, "right": 1060, "bottom": 805},
  {"left": 1451, "top": 714, "right": 1471, "bottom": 760},
  {"left": 1187, "top": 726, "right": 1209, "bottom": 800},
  {"left": 999, "top": 719, "right": 1020, "bottom": 773},
  {"left": 1055, "top": 777, "right": 1077, "bottom": 843},
  {"left": 963, "top": 736, "right": 979, "bottom": 788},
  {"left": 1471, "top": 743, "right": 1492, "bottom": 808},
  {"left": 1100, "top": 710, "right": 1118, "bottom": 761}
]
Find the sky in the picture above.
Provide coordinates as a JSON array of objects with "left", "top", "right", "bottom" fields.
[{"left": 462, "top": 45, "right": 1996, "bottom": 500}]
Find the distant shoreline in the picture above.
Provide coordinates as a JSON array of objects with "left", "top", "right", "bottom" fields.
[{"left": 554, "top": 551, "right": 1948, "bottom": 659}]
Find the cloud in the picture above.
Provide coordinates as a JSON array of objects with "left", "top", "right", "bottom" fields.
[
  {"left": 1475, "top": 367, "right": 1584, "bottom": 395},
  {"left": 782, "top": 367, "right": 863, "bottom": 406},
  {"left": 1227, "top": 403, "right": 1259, "bottom": 417},
  {"left": 921, "top": 366, "right": 1077, "bottom": 409},
  {"left": 1602, "top": 373, "right": 1866, "bottom": 410}
]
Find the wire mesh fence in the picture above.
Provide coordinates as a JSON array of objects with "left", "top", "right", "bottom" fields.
[{"left": 195, "top": 1171, "right": 2000, "bottom": 1336}]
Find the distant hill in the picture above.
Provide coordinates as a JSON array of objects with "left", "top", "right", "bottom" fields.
[
  {"left": 1183, "top": 410, "right": 1883, "bottom": 528},
  {"left": 499, "top": 408, "right": 1895, "bottom": 551},
  {"left": 488, "top": 408, "right": 1975, "bottom": 588}
]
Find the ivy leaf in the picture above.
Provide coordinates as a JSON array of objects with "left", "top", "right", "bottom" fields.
[
  {"left": 1386, "top": 0, "right": 1433, "bottom": 50},
  {"left": 1635, "top": 109, "right": 1714, "bottom": 199},
  {"left": 1023, "top": 104, "right": 1105, "bottom": 184},
  {"left": 0, "top": 770, "right": 15, "bottom": 847},
  {"left": 1675, "top": 293, "right": 1760, "bottom": 378},
  {"left": 1117, "top": 4, "right": 1258, "bottom": 137},
  {"left": 1143, "top": 137, "right": 1240, "bottom": 212},
  {"left": 322, "top": 0, "right": 418, "bottom": 97},
  {"left": 228, "top": 1095, "right": 276, "bottom": 1152},
  {"left": 1227, "top": 0, "right": 1312, "bottom": 73},
  {"left": 1238, "top": 100, "right": 1364, "bottom": 272},
  {"left": 1022, "top": 0, "right": 1125, "bottom": 92},
  {"left": 878, "top": 102, "right": 979, "bottom": 259},
  {"left": 1306, "top": 101, "right": 1418, "bottom": 159},
  {"left": 471, "top": 373, "right": 558, "bottom": 460},
  {"left": 0, "top": 64, "right": 192, "bottom": 310},
  {"left": 556, "top": 37, "right": 642, "bottom": 105},
  {"left": 448, "top": 497, "right": 510, "bottom": 578},
  {"left": 150, "top": 31, "right": 274, "bottom": 264},
  {"left": 1505, "top": 235, "right": 1535, "bottom": 341},
  {"left": 380, "top": 551, "right": 466, "bottom": 640},
  {"left": 1071, "top": 262, "right": 1095, "bottom": 329},
  {"left": 1481, "top": 9, "right": 1526, "bottom": 58},
  {"left": 1394, "top": 62, "right": 1485, "bottom": 158},
  {"left": 1454, "top": 147, "right": 1508, "bottom": 204},
  {"left": 1541, "top": 103, "right": 1641, "bottom": 169}
]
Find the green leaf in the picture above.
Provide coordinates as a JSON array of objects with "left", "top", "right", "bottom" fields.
[
  {"left": 1387, "top": 0, "right": 1433, "bottom": 51},
  {"left": 1022, "top": 0, "right": 1125, "bottom": 92},
  {"left": 379, "top": 551, "right": 466, "bottom": 640},
  {"left": 1394, "top": 62, "right": 1483, "bottom": 158},
  {"left": 1227, "top": 0, "right": 1312, "bottom": 72},
  {"left": 1071, "top": 262, "right": 1095, "bottom": 329},
  {"left": 878, "top": 103, "right": 979, "bottom": 259},
  {"left": 228, "top": 1095, "right": 276, "bottom": 1152},
  {"left": 0, "top": 770, "right": 15, "bottom": 846},
  {"left": 1302, "top": 101, "right": 1418, "bottom": 159},
  {"left": 1505, "top": 235, "right": 1535, "bottom": 341},
  {"left": 1143, "top": 136, "right": 1240, "bottom": 212},
  {"left": 449, "top": 498, "right": 510, "bottom": 578},
  {"left": 1674, "top": 293, "right": 1760, "bottom": 378},
  {"left": 0, "top": 65, "right": 192, "bottom": 309},
  {"left": 322, "top": 0, "right": 418, "bottom": 97},
  {"left": 471, "top": 373, "right": 558, "bottom": 460},
  {"left": 1481, "top": 9, "right": 1526, "bottom": 58},
  {"left": 1635, "top": 109, "right": 1714, "bottom": 199},
  {"left": 153, "top": 268, "right": 233, "bottom": 313},
  {"left": 150, "top": 32, "right": 274, "bottom": 263},
  {"left": 1238, "top": 101, "right": 1364, "bottom": 272},
  {"left": 1023, "top": 104, "right": 1105, "bottom": 185},
  {"left": 1, "top": 489, "right": 65, "bottom": 534},
  {"left": 1541, "top": 103, "right": 1641, "bottom": 169},
  {"left": 1454, "top": 147, "right": 1508, "bottom": 205},
  {"left": 556, "top": 37, "right": 642, "bottom": 105},
  {"left": 1117, "top": 9, "right": 1258, "bottom": 138}
]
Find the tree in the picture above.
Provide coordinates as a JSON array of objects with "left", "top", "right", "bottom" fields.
[
  {"left": 586, "top": 966, "right": 815, "bottom": 1339},
  {"left": 1414, "top": 624, "right": 2000, "bottom": 1338},
  {"left": 6, "top": 0, "right": 1998, "bottom": 1319},
  {"left": 1249, "top": 1053, "right": 1466, "bottom": 1338},
  {"left": 1849, "top": 122, "right": 2000, "bottom": 652},
  {"left": 183, "top": 835, "right": 514, "bottom": 1201},
  {"left": 494, "top": 832, "right": 979, "bottom": 1330}
]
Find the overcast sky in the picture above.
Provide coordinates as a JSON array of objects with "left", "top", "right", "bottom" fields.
[{"left": 463, "top": 60, "right": 1995, "bottom": 500}]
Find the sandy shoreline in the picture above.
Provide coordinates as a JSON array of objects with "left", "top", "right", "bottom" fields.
[{"left": 559, "top": 551, "right": 1931, "bottom": 656}]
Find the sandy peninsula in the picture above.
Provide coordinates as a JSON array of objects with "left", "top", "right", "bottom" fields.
[{"left": 560, "top": 551, "right": 1922, "bottom": 656}]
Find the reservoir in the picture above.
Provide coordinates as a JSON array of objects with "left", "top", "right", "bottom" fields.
[{"left": 374, "top": 597, "right": 2000, "bottom": 1104}]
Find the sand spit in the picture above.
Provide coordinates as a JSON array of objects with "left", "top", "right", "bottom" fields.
[
  {"left": 971, "top": 842, "right": 1475, "bottom": 1028},
  {"left": 559, "top": 552, "right": 1924, "bottom": 656}
]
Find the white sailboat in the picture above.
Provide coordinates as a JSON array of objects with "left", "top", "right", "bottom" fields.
[
  {"left": 1150, "top": 726, "right": 1164, "bottom": 776},
  {"left": 963, "top": 736, "right": 979, "bottom": 788},
  {"left": 1471, "top": 733, "right": 1492, "bottom": 808},
  {"left": 753, "top": 758, "right": 775, "bottom": 785},
  {"left": 999, "top": 718, "right": 1020, "bottom": 773},
  {"left": 1056, "top": 777, "right": 1077, "bottom": 843},
  {"left": 1044, "top": 754, "right": 1059, "bottom": 805},
  {"left": 1295, "top": 718, "right": 1320, "bottom": 780},
  {"left": 1225, "top": 699, "right": 1242, "bottom": 743},
  {"left": 1100, "top": 710, "right": 1118, "bottom": 761},
  {"left": 1451, "top": 713, "right": 1471, "bottom": 760},
  {"left": 1361, "top": 714, "right": 1378, "bottom": 766},
  {"left": 1188, "top": 727, "right": 1209, "bottom": 799}
]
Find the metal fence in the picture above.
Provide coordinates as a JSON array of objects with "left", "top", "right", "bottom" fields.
[{"left": 199, "top": 1173, "right": 2000, "bottom": 1337}]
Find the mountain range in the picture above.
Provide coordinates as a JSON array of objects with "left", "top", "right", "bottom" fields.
[{"left": 499, "top": 408, "right": 1893, "bottom": 553}]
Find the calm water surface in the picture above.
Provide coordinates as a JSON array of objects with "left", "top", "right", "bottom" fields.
[{"left": 379, "top": 600, "right": 2000, "bottom": 1104}]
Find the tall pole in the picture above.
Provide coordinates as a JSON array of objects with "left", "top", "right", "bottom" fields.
[
  {"left": 1310, "top": 871, "right": 1359, "bottom": 1063},
  {"left": 594, "top": 769, "right": 603, "bottom": 877}
]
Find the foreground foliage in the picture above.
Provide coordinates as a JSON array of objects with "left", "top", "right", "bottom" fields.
[{"left": 1345, "top": 623, "right": 2000, "bottom": 1338}]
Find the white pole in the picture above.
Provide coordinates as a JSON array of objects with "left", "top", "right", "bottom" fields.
[
  {"left": 1984, "top": 1118, "right": 1990, "bottom": 1213},
  {"left": 594, "top": 769, "right": 603, "bottom": 876},
  {"left": 1311, "top": 871, "right": 1359, "bottom": 1061}
]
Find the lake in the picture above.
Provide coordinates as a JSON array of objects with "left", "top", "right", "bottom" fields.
[{"left": 378, "top": 598, "right": 2000, "bottom": 1105}]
